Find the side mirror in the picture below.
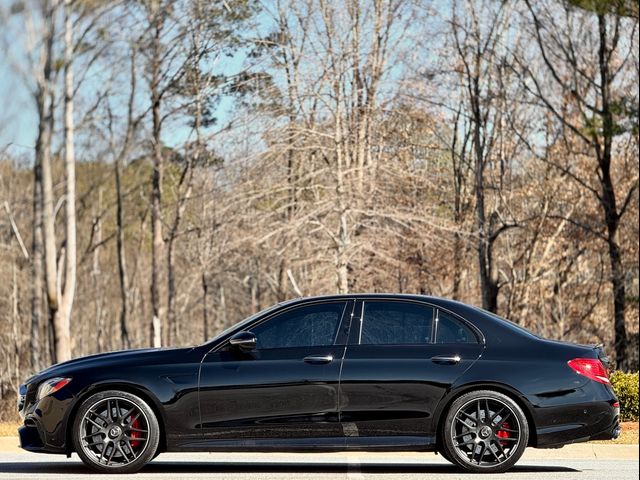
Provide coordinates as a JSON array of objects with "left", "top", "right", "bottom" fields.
[{"left": 229, "top": 331, "right": 257, "bottom": 352}]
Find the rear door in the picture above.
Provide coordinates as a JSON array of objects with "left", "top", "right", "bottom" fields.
[{"left": 338, "top": 299, "right": 484, "bottom": 444}]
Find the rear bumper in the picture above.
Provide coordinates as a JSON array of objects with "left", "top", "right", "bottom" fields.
[
  {"left": 588, "top": 417, "right": 621, "bottom": 441},
  {"left": 535, "top": 398, "right": 619, "bottom": 448}
]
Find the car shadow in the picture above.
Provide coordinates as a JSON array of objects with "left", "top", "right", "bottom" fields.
[{"left": 0, "top": 460, "right": 579, "bottom": 474}]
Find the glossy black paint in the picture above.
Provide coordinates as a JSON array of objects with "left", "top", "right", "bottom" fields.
[{"left": 18, "top": 294, "right": 619, "bottom": 456}]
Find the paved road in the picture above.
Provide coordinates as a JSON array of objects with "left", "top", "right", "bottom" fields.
[{"left": 0, "top": 451, "right": 637, "bottom": 480}]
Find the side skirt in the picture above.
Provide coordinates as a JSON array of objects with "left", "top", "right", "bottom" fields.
[{"left": 170, "top": 436, "right": 437, "bottom": 453}]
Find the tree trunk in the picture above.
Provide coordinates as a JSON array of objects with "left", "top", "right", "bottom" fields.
[
  {"left": 31, "top": 69, "right": 48, "bottom": 371},
  {"left": 12, "top": 264, "right": 20, "bottom": 384},
  {"left": 39, "top": 0, "right": 62, "bottom": 362},
  {"left": 114, "top": 155, "right": 130, "bottom": 349},
  {"left": 92, "top": 188, "right": 105, "bottom": 353},
  {"left": 150, "top": 6, "right": 164, "bottom": 348},
  {"left": 596, "top": 13, "right": 627, "bottom": 369},
  {"left": 202, "top": 273, "right": 208, "bottom": 342},
  {"left": 469, "top": 73, "right": 499, "bottom": 313},
  {"left": 30, "top": 171, "right": 43, "bottom": 372},
  {"left": 52, "top": 0, "right": 78, "bottom": 363},
  {"left": 114, "top": 48, "right": 138, "bottom": 351}
]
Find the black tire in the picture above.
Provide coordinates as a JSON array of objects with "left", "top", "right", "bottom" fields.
[
  {"left": 436, "top": 435, "right": 454, "bottom": 463},
  {"left": 441, "top": 390, "right": 529, "bottom": 473},
  {"left": 72, "top": 390, "right": 160, "bottom": 474},
  {"left": 438, "top": 447, "right": 454, "bottom": 463}
]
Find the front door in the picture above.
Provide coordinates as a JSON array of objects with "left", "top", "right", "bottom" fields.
[
  {"left": 338, "top": 300, "right": 484, "bottom": 446},
  {"left": 198, "top": 299, "right": 354, "bottom": 448}
]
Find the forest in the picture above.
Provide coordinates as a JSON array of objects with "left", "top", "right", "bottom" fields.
[{"left": 0, "top": 0, "right": 638, "bottom": 415}]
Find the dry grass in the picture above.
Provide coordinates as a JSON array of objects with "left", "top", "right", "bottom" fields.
[{"left": 0, "top": 422, "right": 19, "bottom": 437}]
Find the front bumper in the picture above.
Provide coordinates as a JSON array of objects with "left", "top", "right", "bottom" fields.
[
  {"left": 18, "top": 383, "right": 74, "bottom": 455},
  {"left": 18, "top": 423, "right": 58, "bottom": 453}
]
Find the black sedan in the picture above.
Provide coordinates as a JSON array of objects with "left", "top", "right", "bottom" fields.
[{"left": 18, "top": 294, "right": 620, "bottom": 473}]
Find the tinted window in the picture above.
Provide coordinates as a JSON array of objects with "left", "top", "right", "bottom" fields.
[
  {"left": 435, "top": 311, "right": 478, "bottom": 344},
  {"left": 251, "top": 302, "right": 346, "bottom": 349},
  {"left": 360, "top": 301, "right": 433, "bottom": 345}
]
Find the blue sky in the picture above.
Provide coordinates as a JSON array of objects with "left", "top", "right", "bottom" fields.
[{"left": 0, "top": 0, "right": 252, "bottom": 162}]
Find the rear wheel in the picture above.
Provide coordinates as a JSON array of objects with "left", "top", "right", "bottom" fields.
[
  {"left": 442, "top": 390, "right": 529, "bottom": 473},
  {"left": 72, "top": 390, "right": 159, "bottom": 473}
]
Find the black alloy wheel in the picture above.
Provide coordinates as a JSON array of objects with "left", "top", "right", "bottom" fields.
[
  {"left": 442, "top": 390, "right": 529, "bottom": 473},
  {"left": 73, "top": 390, "right": 160, "bottom": 473}
]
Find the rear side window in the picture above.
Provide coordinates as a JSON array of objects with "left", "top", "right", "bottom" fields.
[
  {"left": 251, "top": 302, "right": 346, "bottom": 349},
  {"left": 360, "top": 301, "right": 433, "bottom": 345},
  {"left": 435, "top": 310, "right": 478, "bottom": 344}
]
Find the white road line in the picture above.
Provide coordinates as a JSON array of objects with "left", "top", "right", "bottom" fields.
[{"left": 346, "top": 455, "right": 365, "bottom": 479}]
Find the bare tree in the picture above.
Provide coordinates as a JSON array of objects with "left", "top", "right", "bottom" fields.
[
  {"left": 39, "top": 0, "right": 78, "bottom": 363},
  {"left": 449, "top": 0, "right": 521, "bottom": 312},
  {"left": 521, "top": 0, "right": 639, "bottom": 368},
  {"left": 29, "top": 0, "right": 56, "bottom": 369}
]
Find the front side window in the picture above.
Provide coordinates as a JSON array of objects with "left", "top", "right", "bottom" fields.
[
  {"left": 435, "top": 310, "right": 478, "bottom": 344},
  {"left": 359, "top": 301, "right": 434, "bottom": 345},
  {"left": 251, "top": 302, "right": 346, "bottom": 349}
]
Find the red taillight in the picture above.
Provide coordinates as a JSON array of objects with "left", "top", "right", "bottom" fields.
[{"left": 567, "top": 358, "right": 610, "bottom": 384}]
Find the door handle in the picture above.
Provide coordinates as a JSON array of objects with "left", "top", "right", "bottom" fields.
[
  {"left": 431, "top": 355, "right": 461, "bottom": 364},
  {"left": 303, "top": 355, "right": 334, "bottom": 365}
]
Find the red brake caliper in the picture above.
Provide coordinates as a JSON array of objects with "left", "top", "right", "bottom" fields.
[
  {"left": 130, "top": 417, "right": 141, "bottom": 448},
  {"left": 496, "top": 421, "right": 510, "bottom": 445}
]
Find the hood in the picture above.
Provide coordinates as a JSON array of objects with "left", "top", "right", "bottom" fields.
[{"left": 25, "top": 347, "right": 191, "bottom": 385}]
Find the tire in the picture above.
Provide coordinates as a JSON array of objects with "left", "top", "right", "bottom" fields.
[
  {"left": 441, "top": 390, "right": 529, "bottom": 473},
  {"left": 438, "top": 447, "right": 454, "bottom": 463},
  {"left": 436, "top": 435, "right": 454, "bottom": 463},
  {"left": 72, "top": 390, "right": 160, "bottom": 474}
]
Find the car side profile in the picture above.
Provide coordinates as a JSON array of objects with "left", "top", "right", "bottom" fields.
[{"left": 18, "top": 294, "right": 620, "bottom": 474}]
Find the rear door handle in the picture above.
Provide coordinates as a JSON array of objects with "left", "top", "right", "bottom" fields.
[
  {"left": 303, "top": 355, "right": 334, "bottom": 365},
  {"left": 431, "top": 355, "right": 461, "bottom": 364}
]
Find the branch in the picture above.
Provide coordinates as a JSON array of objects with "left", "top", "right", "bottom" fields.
[
  {"left": 618, "top": 179, "right": 639, "bottom": 220},
  {"left": 3, "top": 201, "right": 29, "bottom": 259}
]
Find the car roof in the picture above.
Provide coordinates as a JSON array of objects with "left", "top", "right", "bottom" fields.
[{"left": 280, "top": 293, "right": 468, "bottom": 310}]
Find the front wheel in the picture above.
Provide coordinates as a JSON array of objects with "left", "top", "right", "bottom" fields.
[
  {"left": 72, "top": 390, "right": 160, "bottom": 473},
  {"left": 442, "top": 390, "right": 529, "bottom": 473}
]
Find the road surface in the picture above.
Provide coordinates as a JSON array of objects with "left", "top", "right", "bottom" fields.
[{"left": 0, "top": 450, "right": 637, "bottom": 480}]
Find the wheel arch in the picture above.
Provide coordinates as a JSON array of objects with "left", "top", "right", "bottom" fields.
[
  {"left": 434, "top": 382, "right": 538, "bottom": 447},
  {"left": 64, "top": 382, "right": 167, "bottom": 455}
]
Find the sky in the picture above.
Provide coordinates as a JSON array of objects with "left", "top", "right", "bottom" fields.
[
  {"left": 0, "top": 0, "right": 444, "bottom": 164},
  {"left": 0, "top": 0, "right": 252, "bottom": 163},
  {"left": 0, "top": 10, "right": 38, "bottom": 159}
]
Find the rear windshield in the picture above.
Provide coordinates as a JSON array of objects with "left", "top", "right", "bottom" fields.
[{"left": 477, "top": 308, "right": 542, "bottom": 340}]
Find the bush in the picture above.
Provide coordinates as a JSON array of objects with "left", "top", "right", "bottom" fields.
[{"left": 610, "top": 371, "right": 639, "bottom": 422}]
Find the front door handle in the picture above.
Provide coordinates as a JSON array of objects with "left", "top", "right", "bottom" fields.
[
  {"left": 431, "top": 355, "right": 461, "bottom": 364},
  {"left": 303, "top": 355, "right": 334, "bottom": 365}
]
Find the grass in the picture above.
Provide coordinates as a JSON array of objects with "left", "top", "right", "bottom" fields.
[
  {"left": 0, "top": 421, "right": 637, "bottom": 443},
  {"left": 0, "top": 422, "right": 19, "bottom": 436}
]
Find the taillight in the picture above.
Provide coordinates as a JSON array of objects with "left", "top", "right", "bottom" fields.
[{"left": 567, "top": 358, "right": 610, "bottom": 384}]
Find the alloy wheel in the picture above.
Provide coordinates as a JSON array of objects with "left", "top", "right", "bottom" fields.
[
  {"left": 78, "top": 396, "right": 150, "bottom": 467},
  {"left": 449, "top": 396, "right": 521, "bottom": 468}
]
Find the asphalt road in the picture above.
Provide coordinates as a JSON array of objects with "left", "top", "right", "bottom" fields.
[{"left": 0, "top": 451, "right": 637, "bottom": 480}]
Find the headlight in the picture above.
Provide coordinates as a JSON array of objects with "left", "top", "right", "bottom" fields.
[{"left": 36, "top": 377, "right": 72, "bottom": 401}]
